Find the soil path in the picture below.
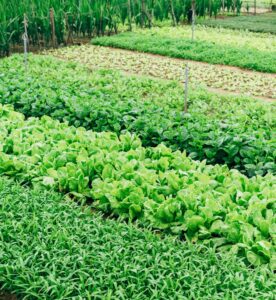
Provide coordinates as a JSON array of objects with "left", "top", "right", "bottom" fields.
[{"left": 0, "top": 293, "right": 17, "bottom": 300}]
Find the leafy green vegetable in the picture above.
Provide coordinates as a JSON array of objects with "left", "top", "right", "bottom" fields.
[
  {"left": 199, "top": 12, "right": 276, "bottom": 34},
  {"left": 48, "top": 45, "right": 276, "bottom": 99},
  {"left": 1, "top": 55, "right": 275, "bottom": 176},
  {"left": 92, "top": 26, "right": 276, "bottom": 73},
  {"left": 0, "top": 104, "right": 275, "bottom": 266}
]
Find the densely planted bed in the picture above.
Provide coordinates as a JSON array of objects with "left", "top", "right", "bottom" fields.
[
  {"left": 0, "top": 105, "right": 275, "bottom": 267},
  {"left": 1, "top": 55, "right": 275, "bottom": 177}
]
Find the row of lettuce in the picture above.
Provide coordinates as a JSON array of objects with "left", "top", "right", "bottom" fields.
[
  {"left": 0, "top": 104, "right": 275, "bottom": 267},
  {"left": 1, "top": 55, "right": 275, "bottom": 177}
]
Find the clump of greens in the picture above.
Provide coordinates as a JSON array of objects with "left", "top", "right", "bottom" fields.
[
  {"left": 92, "top": 30, "right": 276, "bottom": 73},
  {"left": 1, "top": 177, "right": 275, "bottom": 299},
  {"left": 0, "top": 105, "right": 275, "bottom": 267},
  {"left": 1, "top": 55, "right": 275, "bottom": 176}
]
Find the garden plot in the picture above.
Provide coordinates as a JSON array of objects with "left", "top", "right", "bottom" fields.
[
  {"left": 132, "top": 26, "right": 276, "bottom": 53},
  {"left": 199, "top": 12, "right": 276, "bottom": 34},
  {"left": 48, "top": 45, "right": 276, "bottom": 100},
  {"left": 1, "top": 55, "right": 275, "bottom": 176},
  {"left": 0, "top": 105, "right": 275, "bottom": 267},
  {"left": 1, "top": 177, "right": 275, "bottom": 299},
  {"left": 92, "top": 26, "right": 276, "bottom": 73}
]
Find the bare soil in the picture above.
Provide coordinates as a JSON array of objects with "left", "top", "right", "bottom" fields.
[{"left": 0, "top": 293, "right": 17, "bottom": 300}]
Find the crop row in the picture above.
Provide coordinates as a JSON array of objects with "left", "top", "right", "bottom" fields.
[
  {"left": 1, "top": 177, "right": 275, "bottom": 299},
  {"left": 92, "top": 27, "right": 276, "bottom": 73},
  {"left": 199, "top": 12, "right": 276, "bottom": 34},
  {"left": 48, "top": 45, "right": 276, "bottom": 99},
  {"left": 1, "top": 55, "right": 275, "bottom": 177},
  {"left": 0, "top": 105, "right": 275, "bottom": 266},
  {"left": 132, "top": 26, "right": 275, "bottom": 53}
]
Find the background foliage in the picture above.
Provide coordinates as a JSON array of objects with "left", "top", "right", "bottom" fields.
[{"left": 1, "top": 0, "right": 248, "bottom": 55}]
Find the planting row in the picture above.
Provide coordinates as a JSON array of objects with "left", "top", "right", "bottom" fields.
[
  {"left": 135, "top": 25, "right": 275, "bottom": 52},
  {"left": 199, "top": 12, "right": 276, "bottom": 34},
  {"left": 0, "top": 105, "right": 275, "bottom": 267},
  {"left": 92, "top": 26, "right": 276, "bottom": 73},
  {"left": 1, "top": 177, "right": 275, "bottom": 299},
  {"left": 1, "top": 55, "right": 275, "bottom": 176},
  {"left": 48, "top": 45, "right": 276, "bottom": 99}
]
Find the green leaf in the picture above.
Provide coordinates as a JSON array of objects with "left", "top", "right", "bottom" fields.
[{"left": 186, "top": 216, "right": 205, "bottom": 232}]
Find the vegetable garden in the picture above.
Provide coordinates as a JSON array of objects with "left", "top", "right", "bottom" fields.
[
  {"left": 1, "top": 177, "right": 275, "bottom": 299},
  {"left": 0, "top": 2, "right": 275, "bottom": 299}
]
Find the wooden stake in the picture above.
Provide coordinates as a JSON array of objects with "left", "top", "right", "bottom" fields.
[
  {"left": 65, "top": 13, "right": 73, "bottom": 45},
  {"left": 50, "top": 8, "right": 57, "bottom": 47},
  {"left": 127, "top": 0, "right": 132, "bottom": 31},
  {"left": 184, "top": 65, "right": 189, "bottom": 113},
  {"left": 170, "top": 0, "right": 177, "bottom": 26},
  {"left": 192, "top": 0, "right": 195, "bottom": 41},
  {"left": 23, "top": 14, "right": 28, "bottom": 71},
  {"left": 141, "top": 0, "right": 145, "bottom": 27}
]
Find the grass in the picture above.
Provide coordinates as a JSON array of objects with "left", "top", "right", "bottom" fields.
[
  {"left": 199, "top": 12, "right": 276, "bottom": 34},
  {"left": 0, "top": 176, "right": 275, "bottom": 299},
  {"left": 92, "top": 26, "right": 276, "bottom": 73}
]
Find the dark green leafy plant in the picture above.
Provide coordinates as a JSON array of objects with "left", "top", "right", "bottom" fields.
[
  {"left": 0, "top": 105, "right": 275, "bottom": 266},
  {"left": 0, "top": 55, "right": 275, "bottom": 177}
]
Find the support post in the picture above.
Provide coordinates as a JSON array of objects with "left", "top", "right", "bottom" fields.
[
  {"left": 170, "top": 0, "right": 177, "bottom": 26},
  {"left": 192, "top": 0, "right": 195, "bottom": 41},
  {"left": 23, "top": 14, "right": 28, "bottom": 71},
  {"left": 50, "top": 8, "right": 57, "bottom": 47},
  {"left": 141, "top": 0, "right": 145, "bottom": 27},
  {"left": 127, "top": 0, "right": 132, "bottom": 31},
  {"left": 184, "top": 65, "right": 189, "bottom": 113}
]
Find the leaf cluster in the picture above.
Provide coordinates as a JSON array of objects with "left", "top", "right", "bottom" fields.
[
  {"left": 1, "top": 55, "right": 275, "bottom": 176},
  {"left": 1, "top": 177, "right": 275, "bottom": 299},
  {"left": 92, "top": 29, "right": 276, "bottom": 73},
  {"left": 0, "top": 105, "right": 275, "bottom": 267}
]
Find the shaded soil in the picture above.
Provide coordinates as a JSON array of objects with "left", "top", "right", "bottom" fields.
[
  {"left": 0, "top": 293, "right": 17, "bottom": 300},
  {"left": 2, "top": 37, "right": 91, "bottom": 58}
]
